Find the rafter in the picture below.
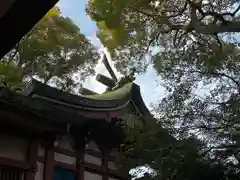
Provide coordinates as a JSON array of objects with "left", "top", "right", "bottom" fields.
[
  {"left": 96, "top": 74, "right": 115, "bottom": 88},
  {"left": 102, "top": 55, "right": 118, "bottom": 82}
]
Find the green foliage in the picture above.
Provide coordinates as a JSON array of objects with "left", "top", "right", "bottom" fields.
[
  {"left": 116, "top": 119, "right": 232, "bottom": 180},
  {"left": 87, "top": 0, "right": 240, "bottom": 74},
  {"left": 87, "top": 0, "right": 240, "bottom": 179},
  {"left": 87, "top": 0, "right": 153, "bottom": 74},
  {"left": 2, "top": 7, "right": 99, "bottom": 91},
  {"left": 0, "top": 61, "right": 23, "bottom": 90},
  {"left": 96, "top": 21, "right": 127, "bottom": 51}
]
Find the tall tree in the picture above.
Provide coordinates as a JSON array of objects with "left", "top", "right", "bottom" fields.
[
  {"left": 1, "top": 7, "right": 99, "bottom": 91},
  {"left": 87, "top": 0, "right": 240, "bottom": 74},
  {"left": 87, "top": 0, "right": 240, "bottom": 178},
  {"left": 116, "top": 118, "right": 239, "bottom": 180},
  {"left": 0, "top": 61, "right": 23, "bottom": 90},
  {"left": 87, "top": 0, "right": 240, "bottom": 144}
]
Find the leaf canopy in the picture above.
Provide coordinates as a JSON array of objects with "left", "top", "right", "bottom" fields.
[{"left": 2, "top": 7, "right": 99, "bottom": 91}]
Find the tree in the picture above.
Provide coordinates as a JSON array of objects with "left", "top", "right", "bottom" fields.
[
  {"left": 87, "top": 0, "right": 240, "bottom": 144},
  {"left": 1, "top": 7, "right": 99, "bottom": 91},
  {"left": 87, "top": 0, "right": 240, "bottom": 74},
  {"left": 88, "top": 0, "right": 240, "bottom": 35},
  {"left": 87, "top": 0, "right": 240, "bottom": 178},
  {"left": 0, "top": 61, "right": 23, "bottom": 90},
  {"left": 116, "top": 118, "right": 238, "bottom": 180}
]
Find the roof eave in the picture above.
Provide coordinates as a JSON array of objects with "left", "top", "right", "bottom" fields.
[{"left": 0, "top": 0, "right": 59, "bottom": 59}]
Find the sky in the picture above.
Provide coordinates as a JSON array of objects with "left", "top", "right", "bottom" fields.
[{"left": 57, "top": 0, "right": 166, "bottom": 108}]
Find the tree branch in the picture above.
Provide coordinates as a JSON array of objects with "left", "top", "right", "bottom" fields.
[
  {"left": 10, "top": 43, "right": 19, "bottom": 61},
  {"left": 138, "top": 32, "right": 161, "bottom": 61},
  {"left": 232, "top": 4, "right": 240, "bottom": 16},
  {"left": 190, "top": 70, "right": 240, "bottom": 90},
  {"left": 200, "top": 144, "right": 240, "bottom": 156}
]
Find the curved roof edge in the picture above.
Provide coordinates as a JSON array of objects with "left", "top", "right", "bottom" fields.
[
  {"left": 132, "top": 84, "right": 152, "bottom": 119},
  {"left": 1, "top": 79, "right": 151, "bottom": 120},
  {"left": 22, "top": 79, "right": 132, "bottom": 109}
]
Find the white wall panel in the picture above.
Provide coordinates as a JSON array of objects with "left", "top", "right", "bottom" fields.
[
  {"left": 57, "top": 135, "right": 75, "bottom": 151},
  {"left": 109, "top": 178, "right": 118, "bottom": 180},
  {"left": 35, "top": 162, "right": 44, "bottom": 180},
  {"left": 108, "top": 161, "right": 117, "bottom": 170},
  {"left": 84, "top": 171, "right": 102, "bottom": 180},
  {"left": 54, "top": 152, "right": 76, "bottom": 165},
  {"left": 85, "top": 141, "right": 100, "bottom": 152},
  {"left": 84, "top": 154, "right": 101, "bottom": 166}
]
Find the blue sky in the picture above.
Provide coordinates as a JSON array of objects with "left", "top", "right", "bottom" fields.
[{"left": 57, "top": 0, "right": 166, "bottom": 107}]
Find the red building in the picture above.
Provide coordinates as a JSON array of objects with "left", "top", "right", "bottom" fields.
[{"left": 0, "top": 72, "right": 150, "bottom": 180}]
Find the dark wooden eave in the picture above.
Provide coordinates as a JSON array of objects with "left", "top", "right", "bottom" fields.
[
  {"left": 21, "top": 79, "right": 151, "bottom": 120},
  {"left": 0, "top": 100, "right": 67, "bottom": 134},
  {"left": 22, "top": 79, "right": 132, "bottom": 110},
  {"left": 0, "top": 0, "right": 59, "bottom": 59}
]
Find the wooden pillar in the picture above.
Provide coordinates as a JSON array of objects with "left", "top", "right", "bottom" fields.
[
  {"left": 43, "top": 137, "right": 55, "bottom": 180},
  {"left": 102, "top": 150, "right": 108, "bottom": 180},
  {"left": 76, "top": 147, "right": 85, "bottom": 180},
  {"left": 25, "top": 139, "right": 38, "bottom": 180},
  {"left": 71, "top": 124, "right": 88, "bottom": 180}
]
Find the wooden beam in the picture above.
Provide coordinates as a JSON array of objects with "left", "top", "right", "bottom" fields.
[
  {"left": 0, "top": 157, "right": 31, "bottom": 170},
  {"left": 76, "top": 147, "right": 85, "bottom": 180},
  {"left": 102, "top": 55, "right": 118, "bottom": 82},
  {"left": 36, "top": 157, "right": 126, "bottom": 180},
  {"left": 43, "top": 137, "right": 55, "bottom": 180},
  {"left": 53, "top": 147, "right": 115, "bottom": 161},
  {"left": 102, "top": 151, "right": 108, "bottom": 180},
  {"left": 0, "top": 0, "right": 15, "bottom": 19},
  {"left": 81, "top": 88, "right": 98, "bottom": 95},
  {"left": 0, "top": 0, "right": 59, "bottom": 59},
  {"left": 0, "top": 105, "right": 67, "bottom": 133},
  {"left": 25, "top": 140, "right": 39, "bottom": 180},
  {"left": 96, "top": 74, "right": 115, "bottom": 88}
]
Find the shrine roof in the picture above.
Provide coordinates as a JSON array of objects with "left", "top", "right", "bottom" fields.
[
  {"left": 0, "top": 79, "right": 151, "bottom": 123},
  {"left": 21, "top": 79, "right": 132, "bottom": 110},
  {"left": 85, "top": 83, "right": 132, "bottom": 100}
]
